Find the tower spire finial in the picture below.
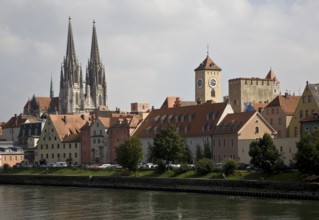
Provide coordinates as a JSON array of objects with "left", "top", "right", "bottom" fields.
[
  {"left": 207, "top": 44, "right": 209, "bottom": 56},
  {"left": 50, "top": 73, "right": 54, "bottom": 98}
]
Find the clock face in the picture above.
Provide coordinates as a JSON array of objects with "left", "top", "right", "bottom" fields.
[
  {"left": 209, "top": 78, "right": 217, "bottom": 88},
  {"left": 197, "top": 78, "right": 203, "bottom": 88}
]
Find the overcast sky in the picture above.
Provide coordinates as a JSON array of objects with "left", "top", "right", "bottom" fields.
[{"left": 1, "top": 0, "right": 318, "bottom": 122}]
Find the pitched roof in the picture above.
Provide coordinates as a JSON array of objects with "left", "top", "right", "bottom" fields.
[
  {"left": 194, "top": 55, "right": 221, "bottom": 71},
  {"left": 265, "top": 95, "right": 301, "bottom": 115},
  {"left": 213, "top": 112, "right": 256, "bottom": 134},
  {"left": 134, "top": 101, "right": 232, "bottom": 138},
  {"left": 265, "top": 69, "right": 277, "bottom": 80},
  {"left": 3, "top": 115, "right": 37, "bottom": 129},
  {"left": 50, "top": 114, "right": 89, "bottom": 142}
]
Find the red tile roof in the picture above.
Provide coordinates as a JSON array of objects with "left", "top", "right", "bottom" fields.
[
  {"left": 2, "top": 115, "right": 37, "bottom": 129},
  {"left": 50, "top": 114, "right": 89, "bottom": 142},
  {"left": 265, "top": 69, "right": 277, "bottom": 80},
  {"left": 194, "top": 55, "right": 221, "bottom": 71},
  {"left": 134, "top": 101, "right": 232, "bottom": 138},
  {"left": 265, "top": 95, "right": 300, "bottom": 115}
]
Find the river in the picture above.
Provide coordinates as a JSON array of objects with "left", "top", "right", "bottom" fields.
[{"left": 0, "top": 185, "right": 318, "bottom": 220}]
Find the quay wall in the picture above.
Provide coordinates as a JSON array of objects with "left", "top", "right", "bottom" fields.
[{"left": 0, "top": 175, "right": 318, "bottom": 200}]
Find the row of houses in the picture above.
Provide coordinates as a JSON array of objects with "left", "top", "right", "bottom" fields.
[{"left": 1, "top": 82, "right": 319, "bottom": 167}]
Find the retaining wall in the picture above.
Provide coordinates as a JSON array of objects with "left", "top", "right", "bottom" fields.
[{"left": 0, "top": 175, "right": 318, "bottom": 200}]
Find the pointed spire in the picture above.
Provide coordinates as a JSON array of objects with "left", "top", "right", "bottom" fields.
[
  {"left": 66, "top": 17, "right": 77, "bottom": 65},
  {"left": 266, "top": 67, "right": 277, "bottom": 80},
  {"left": 50, "top": 74, "right": 54, "bottom": 98},
  {"left": 90, "top": 19, "right": 100, "bottom": 64}
]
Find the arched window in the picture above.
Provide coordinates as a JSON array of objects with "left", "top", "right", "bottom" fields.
[
  {"left": 99, "top": 95, "right": 102, "bottom": 105},
  {"left": 75, "top": 92, "right": 79, "bottom": 105},
  {"left": 211, "top": 89, "right": 215, "bottom": 97}
]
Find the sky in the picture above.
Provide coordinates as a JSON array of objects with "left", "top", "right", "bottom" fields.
[{"left": 0, "top": 0, "right": 319, "bottom": 122}]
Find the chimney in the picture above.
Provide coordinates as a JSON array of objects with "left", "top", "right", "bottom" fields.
[
  {"left": 285, "top": 92, "right": 289, "bottom": 99},
  {"left": 196, "top": 98, "right": 202, "bottom": 105},
  {"left": 64, "top": 115, "right": 67, "bottom": 124}
]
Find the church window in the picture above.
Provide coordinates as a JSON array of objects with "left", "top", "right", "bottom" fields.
[
  {"left": 255, "top": 127, "right": 259, "bottom": 134},
  {"left": 211, "top": 89, "right": 215, "bottom": 97},
  {"left": 75, "top": 92, "right": 79, "bottom": 105},
  {"left": 99, "top": 95, "right": 102, "bottom": 105}
]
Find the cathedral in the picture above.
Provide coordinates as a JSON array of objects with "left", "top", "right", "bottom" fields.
[{"left": 59, "top": 17, "right": 107, "bottom": 114}]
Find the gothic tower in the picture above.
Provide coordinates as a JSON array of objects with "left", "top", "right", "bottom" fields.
[
  {"left": 85, "top": 20, "right": 107, "bottom": 109},
  {"left": 59, "top": 17, "right": 83, "bottom": 114},
  {"left": 195, "top": 50, "right": 222, "bottom": 103}
]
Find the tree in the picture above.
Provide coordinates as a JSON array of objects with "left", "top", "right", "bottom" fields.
[
  {"left": 249, "top": 133, "right": 281, "bottom": 173},
  {"left": 203, "top": 141, "right": 212, "bottom": 159},
  {"left": 116, "top": 136, "right": 143, "bottom": 171},
  {"left": 222, "top": 158, "right": 238, "bottom": 176},
  {"left": 150, "top": 126, "right": 186, "bottom": 165},
  {"left": 196, "top": 144, "right": 202, "bottom": 161},
  {"left": 184, "top": 145, "right": 194, "bottom": 164},
  {"left": 295, "top": 129, "right": 319, "bottom": 174}
]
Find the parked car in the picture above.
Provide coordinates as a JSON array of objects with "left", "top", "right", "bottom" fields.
[
  {"left": 98, "top": 164, "right": 112, "bottom": 169},
  {"left": 55, "top": 162, "right": 68, "bottom": 167}
]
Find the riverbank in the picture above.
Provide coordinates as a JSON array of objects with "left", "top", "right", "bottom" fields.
[{"left": 0, "top": 174, "right": 318, "bottom": 200}]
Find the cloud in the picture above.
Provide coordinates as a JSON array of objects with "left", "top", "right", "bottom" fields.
[{"left": 0, "top": 0, "right": 318, "bottom": 121}]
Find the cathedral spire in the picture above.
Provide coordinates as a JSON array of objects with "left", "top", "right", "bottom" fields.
[
  {"left": 90, "top": 20, "right": 100, "bottom": 64},
  {"left": 66, "top": 17, "right": 77, "bottom": 65},
  {"left": 50, "top": 74, "right": 54, "bottom": 98}
]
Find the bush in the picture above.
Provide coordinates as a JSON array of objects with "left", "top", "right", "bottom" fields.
[
  {"left": 155, "top": 161, "right": 166, "bottom": 174},
  {"left": 3, "top": 163, "right": 10, "bottom": 170},
  {"left": 195, "top": 158, "right": 214, "bottom": 175},
  {"left": 173, "top": 163, "right": 189, "bottom": 175},
  {"left": 222, "top": 158, "right": 238, "bottom": 176}
]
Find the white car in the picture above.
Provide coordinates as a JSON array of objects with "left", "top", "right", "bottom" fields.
[{"left": 98, "top": 164, "right": 112, "bottom": 169}]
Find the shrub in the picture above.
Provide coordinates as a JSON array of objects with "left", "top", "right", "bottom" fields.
[
  {"left": 222, "top": 158, "right": 238, "bottom": 176},
  {"left": 195, "top": 158, "right": 214, "bottom": 175},
  {"left": 173, "top": 163, "right": 189, "bottom": 175},
  {"left": 155, "top": 161, "right": 166, "bottom": 174},
  {"left": 3, "top": 163, "right": 10, "bottom": 170}
]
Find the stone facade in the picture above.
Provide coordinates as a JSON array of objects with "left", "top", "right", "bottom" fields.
[
  {"left": 59, "top": 18, "right": 107, "bottom": 114},
  {"left": 228, "top": 69, "right": 280, "bottom": 113}
]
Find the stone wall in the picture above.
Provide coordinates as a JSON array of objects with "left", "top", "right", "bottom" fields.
[{"left": 0, "top": 175, "right": 318, "bottom": 200}]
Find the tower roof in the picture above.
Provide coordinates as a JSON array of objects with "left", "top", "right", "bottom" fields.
[
  {"left": 90, "top": 20, "right": 100, "bottom": 64},
  {"left": 195, "top": 55, "right": 221, "bottom": 71},
  {"left": 265, "top": 68, "right": 277, "bottom": 80},
  {"left": 65, "top": 17, "right": 77, "bottom": 64}
]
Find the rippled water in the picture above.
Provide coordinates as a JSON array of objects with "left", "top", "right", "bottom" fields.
[{"left": 0, "top": 185, "right": 319, "bottom": 220}]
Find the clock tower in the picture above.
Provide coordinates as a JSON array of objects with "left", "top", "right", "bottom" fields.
[{"left": 195, "top": 52, "right": 222, "bottom": 103}]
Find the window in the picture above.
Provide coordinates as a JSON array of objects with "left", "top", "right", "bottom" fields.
[
  {"left": 75, "top": 143, "right": 77, "bottom": 148},
  {"left": 57, "top": 153, "right": 60, "bottom": 159},
  {"left": 280, "top": 146, "right": 283, "bottom": 153},
  {"left": 255, "top": 127, "right": 259, "bottom": 134},
  {"left": 308, "top": 96, "right": 312, "bottom": 103},
  {"left": 63, "top": 153, "right": 66, "bottom": 158},
  {"left": 69, "top": 153, "right": 72, "bottom": 158},
  {"left": 300, "top": 111, "right": 304, "bottom": 119},
  {"left": 46, "top": 144, "right": 48, "bottom": 149},
  {"left": 57, "top": 144, "right": 60, "bottom": 149},
  {"left": 46, "top": 154, "right": 49, "bottom": 159},
  {"left": 305, "top": 110, "right": 309, "bottom": 118},
  {"left": 41, "top": 145, "right": 43, "bottom": 149},
  {"left": 52, "top": 144, "right": 54, "bottom": 149},
  {"left": 303, "top": 96, "right": 306, "bottom": 103},
  {"left": 75, "top": 153, "right": 77, "bottom": 158},
  {"left": 63, "top": 143, "right": 65, "bottom": 149},
  {"left": 69, "top": 143, "right": 71, "bottom": 149},
  {"left": 52, "top": 153, "right": 54, "bottom": 159}
]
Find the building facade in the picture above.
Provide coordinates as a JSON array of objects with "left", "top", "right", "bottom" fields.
[
  {"left": 195, "top": 53, "right": 222, "bottom": 103},
  {"left": 289, "top": 82, "right": 319, "bottom": 138},
  {"left": 212, "top": 112, "right": 277, "bottom": 164},
  {"left": 59, "top": 18, "right": 107, "bottom": 114},
  {"left": 36, "top": 114, "right": 89, "bottom": 165},
  {"left": 228, "top": 69, "right": 280, "bottom": 113},
  {"left": 261, "top": 93, "right": 300, "bottom": 138},
  {"left": 0, "top": 141, "right": 24, "bottom": 167}
]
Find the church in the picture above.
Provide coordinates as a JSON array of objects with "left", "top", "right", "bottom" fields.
[{"left": 24, "top": 18, "right": 107, "bottom": 117}]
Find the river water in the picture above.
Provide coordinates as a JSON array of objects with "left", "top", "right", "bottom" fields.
[{"left": 0, "top": 185, "right": 319, "bottom": 220}]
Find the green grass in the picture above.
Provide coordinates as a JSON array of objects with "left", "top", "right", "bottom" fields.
[{"left": 0, "top": 167, "right": 304, "bottom": 182}]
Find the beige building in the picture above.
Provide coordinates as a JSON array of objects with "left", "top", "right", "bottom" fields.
[
  {"left": 228, "top": 69, "right": 280, "bottom": 113},
  {"left": 212, "top": 112, "right": 277, "bottom": 164},
  {"left": 261, "top": 93, "right": 300, "bottom": 138},
  {"left": 289, "top": 82, "right": 319, "bottom": 138},
  {"left": 195, "top": 53, "right": 222, "bottom": 103},
  {"left": 36, "top": 114, "right": 89, "bottom": 165}
]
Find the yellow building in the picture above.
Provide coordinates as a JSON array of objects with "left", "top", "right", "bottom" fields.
[
  {"left": 195, "top": 53, "right": 222, "bottom": 103},
  {"left": 289, "top": 82, "right": 319, "bottom": 138}
]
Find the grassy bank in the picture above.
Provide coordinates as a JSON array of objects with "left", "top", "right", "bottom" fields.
[{"left": 0, "top": 167, "right": 304, "bottom": 182}]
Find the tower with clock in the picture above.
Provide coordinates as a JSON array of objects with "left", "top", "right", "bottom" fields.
[{"left": 194, "top": 51, "right": 222, "bottom": 103}]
